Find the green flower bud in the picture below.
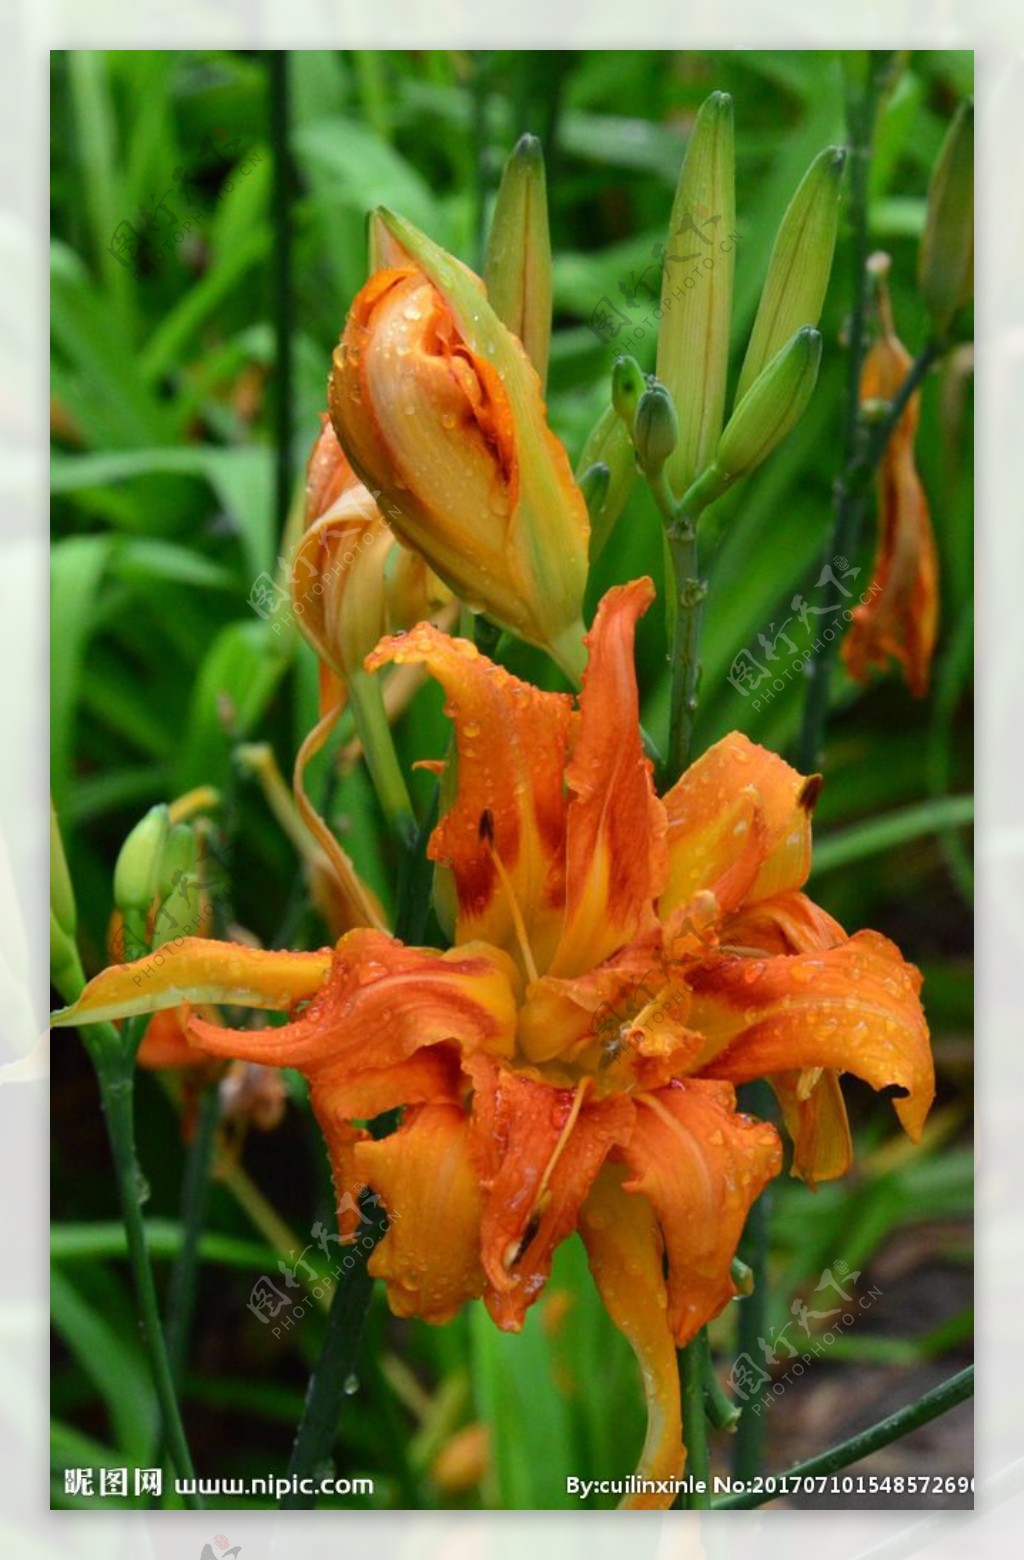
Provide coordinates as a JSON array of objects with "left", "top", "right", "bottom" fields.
[
  {"left": 578, "top": 461, "right": 611, "bottom": 519},
  {"left": 152, "top": 824, "right": 203, "bottom": 950},
  {"left": 50, "top": 797, "right": 76, "bottom": 948},
  {"left": 634, "top": 384, "right": 679, "bottom": 476},
  {"left": 157, "top": 824, "right": 200, "bottom": 899},
  {"left": 918, "top": 98, "right": 973, "bottom": 337},
  {"left": 113, "top": 804, "right": 169, "bottom": 916},
  {"left": 736, "top": 146, "right": 845, "bottom": 404},
  {"left": 484, "top": 133, "right": 553, "bottom": 386},
  {"left": 712, "top": 325, "right": 822, "bottom": 490},
  {"left": 576, "top": 403, "right": 637, "bottom": 561},
  {"left": 611, "top": 355, "right": 645, "bottom": 427},
  {"left": 656, "top": 90, "right": 735, "bottom": 497}
]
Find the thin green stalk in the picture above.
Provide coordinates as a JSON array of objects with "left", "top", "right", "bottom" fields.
[
  {"left": 164, "top": 1082, "right": 222, "bottom": 1386},
  {"left": 86, "top": 1032, "right": 203, "bottom": 1505},
  {"left": 701, "top": 1331, "right": 741, "bottom": 1432},
  {"left": 53, "top": 931, "right": 202, "bottom": 1506},
  {"left": 268, "top": 50, "right": 294, "bottom": 539},
  {"left": 713, "top": 1364, "right": 973, "bottom": 1508},
  {"left": 797, "top": 56, "right": 945, "bottom": 772},
  {"left": 279, "top": 1197, "right": 386, "bottom": 1508},
  {"left": 666, "top": 517, "right": 707, "bottom": 784},
  {"left": 348, "top": 675, "right": 417, "bottom": 851},
  {"left": 796, "top": 63, "right": 882, "bottom": 773},
  {"left": 279, "top": 783, "right": 439, "bottom": 1506},
  {"left": 678, "top": 1331, "right": 712, "bottom": 1508},
  {"left": 352, "top": 51, "right": 391, "bottom": 145},
  {"left": 733, "top": 1160, "right": 773, "bottom": 1479},
  {"left": 470, "top": 50, "right": 490, "bottom": 271}
]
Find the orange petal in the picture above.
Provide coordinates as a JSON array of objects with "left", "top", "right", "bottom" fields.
[
  {"left": 659, "top": 733, "right": 821, "bottom": 922},
  {"left": 548, "top": 579, "right": 667, "bottom": 979},
  {"left": 687, "top": 931, "right": 934, "bottom": 1141},
  {"left": 622, "top": 1080, "right": 782, "bottom": 1345},
  {"left": 367, "top": 623, "right": 574, "bottom": 975},
  {"left": 186, "top": 929, "right": 517, "bottom": 1075},
  {"left": 577, "top": 1163, "right": 685, "bottom": 1508},
  {"left": 353, "top": 1102, "right": 485, "bottom": 1323},
  {"left": 304, "top": 414, "right": 362, "bottom": 524},
  {"left": 135, "top": 1006, "right": 220, "bottom": 1073},
  {"left": 51, "top": 939, "right": 333, "bottom": 1029},
  {"left": 842, "top": 438, "right": 938, "bottom": 699},
  {"left": 722, "top": 889, "right": 846, "bottom": 956},
  {"left": 771, "top": 1066, "right": 853, "bottom": 1185},
  {"left": 465, "top": 1052, "right": 634, "bottom": 1330}
]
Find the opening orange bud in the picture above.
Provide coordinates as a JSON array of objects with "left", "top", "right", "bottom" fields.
[{"left": 328, "top": 213, "right": 588, "bottom": 683}]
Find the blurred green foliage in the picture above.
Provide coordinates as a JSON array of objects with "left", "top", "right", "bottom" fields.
[{"left": 50, "top": 48, "right": 972, "bottom": 1510}]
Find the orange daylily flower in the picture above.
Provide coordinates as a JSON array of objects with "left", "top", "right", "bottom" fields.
[
  {"left": 842, "top": 264, "right": 939, "bottom": 698},
  {"left": 54, "top": 579, "right": 933, "bottom": 1509}
]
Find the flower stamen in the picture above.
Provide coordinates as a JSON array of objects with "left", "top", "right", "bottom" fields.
[{"left": 479, "top": 808, "right": 540, "bottom": 984}]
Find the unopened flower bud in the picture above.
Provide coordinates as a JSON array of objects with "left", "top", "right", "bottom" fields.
[
  {"left": 576, "top": 403, "right": 637, "bottom": 560},
  {"left": 918, "top": 98, "right": 973, "bottom": 338},
  {"left": 634, "top": 384, "right": 679, "bottom": 476},
  {"left": 715, "top": 325, "right": 822, "bottom": 485},
  {"left": 736, "top": 145, "right": 844, "bottom": 403},
  {"left": 113, "top": 805, "right": 169, "bottom": 916},
  {"left": 612, "top": 355, "right": 645, "bottom": 427},
  {"left": 484, "top": 133, "right": 553, "bottom": 385}
]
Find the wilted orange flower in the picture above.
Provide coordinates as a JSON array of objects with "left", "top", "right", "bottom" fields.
[
  {"left": 55, "top": 579, "right": 932, "bottom": 1508},
  {"left": 842, "top": 264, "right": 939, "bottom": 697},
  {"left": 328, "top": 211, "right": 590, "bottom": 682}
]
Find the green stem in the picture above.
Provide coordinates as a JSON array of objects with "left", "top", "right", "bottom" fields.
[
  {"left": 713, "top": 1364, "right": 973, "bottom": 1509},
  {"left": 348, "top": 673, "right": 417, "bottom": 851},
  {"left": 732, "top": 1190, "right": 772, "bottom": 1478},
  {"left": 796, "top": 54, "right": 941, "bottom": 772},
  {"left": 678, "top": 1330, "right": 712, "bottom": 1508},
  {"left": 268, "top": 50, "right": 294, "bottom": 539},
  {"left": 666, "top": 516, "right": 707, "bottom": 784},
  {"left": 702, "top": 1333, "right": 741, "bottom": 1433},
  {"left": 85, "top": 1030, "right": 203, "bottom": 1505},
  {"left": 164, "top": 1082, "right": 222, "bottom": 1386},
  {"left": 796, "top": 65, "right": 878, "bottom": 774},
  {"left": 279, "top": 1196, "right": 386, "bottom": 1508},
  {"left": 279, "top": 782, "right": 440, "bottom": 1506}
]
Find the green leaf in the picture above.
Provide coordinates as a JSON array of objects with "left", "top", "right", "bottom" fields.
[
  {"left": 50, "top": 1265, "right": 157, "bottom": 1459},
  {"left": 811, "top": 796, "right": 974, "bottom": 877},
  {"left": 176, "top": 619, "right": 291, "bottom": 791},
  {"left": 50, "top": 535, "right": 115, "bottom": 807}
]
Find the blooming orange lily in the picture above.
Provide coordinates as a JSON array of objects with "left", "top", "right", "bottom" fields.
[
  {"left": 842, "top": 261, "right": 939, "bottom": 698},
  {"left": 53, "top": 578, "right": 932, "bottom": 1508}
]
